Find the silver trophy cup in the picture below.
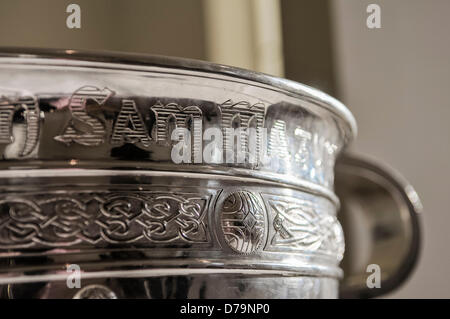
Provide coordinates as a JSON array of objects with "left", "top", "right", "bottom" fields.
[{"left": 0, "top": 49, "right": 421, "bottom": 299}]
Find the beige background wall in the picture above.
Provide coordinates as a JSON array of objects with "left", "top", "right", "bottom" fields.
[
  {"left": 331, "top": 0, "right": 450, "bottom": 298},
  {"left": 0, "top": 0, "right": 206, "bottom": 59}
]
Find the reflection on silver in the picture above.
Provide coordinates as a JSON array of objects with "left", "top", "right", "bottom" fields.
[
  {"left": 73, "top": 284, "right": 118, "bottom": 299},
  {"left": 9, "top": 274, "right": 338, "bottom": 299}
]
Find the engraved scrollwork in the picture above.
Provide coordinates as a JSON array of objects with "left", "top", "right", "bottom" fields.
[
  {"left": 268, "top": 197, "right": 344, "bottom": 261},
  {"left": 0, "top": 199, "right": 44, "bottom": 247},
  {"left": 41, "top": 197, "right": 99, "bottom": 245},
  {"left": 97, "top": 194, "right": 149, "bottom": 243},
  {"left": 0, "top": 189, "right": 344, "bottom": 262},
  {"left": 141, "top": 194, "right": 208, "bottom": 243}
]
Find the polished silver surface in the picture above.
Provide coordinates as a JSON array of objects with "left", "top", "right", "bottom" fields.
[
  {"left": 2, "top": 275, "right": 338, "bottom": 299},
  {"left": 0, "top": 48, "right": 356, "bottom": 193},
  {"left": 0, "top": 49, "right": 420, "bottom": 299}
]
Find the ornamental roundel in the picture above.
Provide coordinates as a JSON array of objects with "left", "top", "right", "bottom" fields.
[
  {"left": 72, "top": 285, "right": 118, "bottom": 299},
  {"left": 219, "top": 191, "right": 267, "bottom": 254}
]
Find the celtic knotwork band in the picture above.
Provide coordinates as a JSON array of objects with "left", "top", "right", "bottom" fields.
[
  {"left": 0, "top": 189, "right": 343, "bottom": 262},
  {"left": 0, "top": 192, "right": 209, "bottom": 248}
]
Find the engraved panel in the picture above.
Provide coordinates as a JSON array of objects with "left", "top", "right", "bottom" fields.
[
  {"left": 264, "top": 194, "right": 344, "bottom": 261},
  {"left": 0, "top": 191, "right": 211, "bottom": 249}
]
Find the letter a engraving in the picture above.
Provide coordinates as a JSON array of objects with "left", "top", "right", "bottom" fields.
[{"left": 111, "top": 99, "right": 152, "bottom": 148}]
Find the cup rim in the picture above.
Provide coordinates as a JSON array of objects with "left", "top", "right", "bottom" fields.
[{"left": 0, "top": 47, "right": 357, "bottom": 141}]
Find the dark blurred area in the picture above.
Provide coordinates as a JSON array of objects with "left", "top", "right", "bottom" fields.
[{"left": 281, "top": 0, "right": 336, "bottom": 95}]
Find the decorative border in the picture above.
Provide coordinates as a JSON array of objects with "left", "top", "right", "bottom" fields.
[
  {"left": 262, "top": 194, "right": 344, "bottom": 261},
  {"left": 0, "top": 192, "right": 211, "bottom": 249},
  {"left": 0, "top": 189, "right": 344, "bottom": 262}
]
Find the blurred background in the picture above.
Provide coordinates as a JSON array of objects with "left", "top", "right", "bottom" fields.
[{"left": 0, "top": 0, "right": 448, "bottom": 298}]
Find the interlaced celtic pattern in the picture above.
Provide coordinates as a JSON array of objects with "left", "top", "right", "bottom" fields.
[
  {"left": 269, "top": 198, "right": 344, "bottom": 261},
  {"left": 0, "top": 192, "right": 209, "bottom": 249}
]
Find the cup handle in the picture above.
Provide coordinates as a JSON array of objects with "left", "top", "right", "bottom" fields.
[{"left": 335, "top": 153, "right": 422, "bottom": 298}]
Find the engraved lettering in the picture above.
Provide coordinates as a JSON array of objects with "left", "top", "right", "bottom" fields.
[
  {"left": 203, "top": 127, "right": 223, "bottom": 164},
  {"left": 54, "top": 86, "right": 114, "bottom": 146},
  {"left": 320, "top": 139, "right": 338, "bottom": 187},
  {"left": 0, "top": 92, "right": 40, "bottom": 156},
  {"left": 0, "top": 81, "right": 344, "bottom": 190},
  {"left": 268, "top": 120, "right": 290, "bottom": 159},
  {"left": 111, "top": 99, "right": 152, "bottom": 148},
  {"left": 294, "top": 126, "right": 312, "bottom": 172},
  {"left": 151, "top": 101, "right": 202, "bottom": 147},
  {"left": 220, "top": 100, "right": 265, "bottom": 164},
  {"left": 171, "top": 127, "right": 191, "bottom": 164}
]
